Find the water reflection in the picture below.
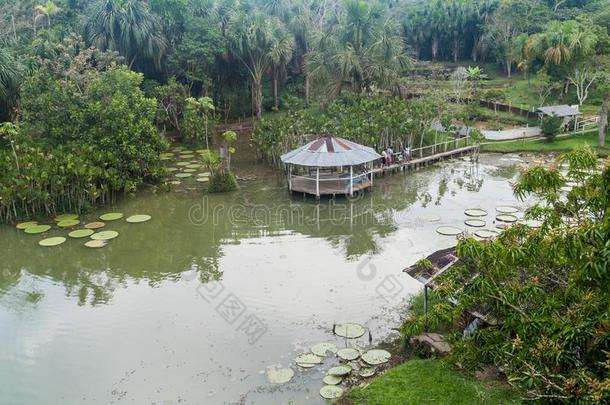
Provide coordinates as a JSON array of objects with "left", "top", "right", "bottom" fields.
[{"left": 0, "top": 156, "right": 508, "bottom": 306}]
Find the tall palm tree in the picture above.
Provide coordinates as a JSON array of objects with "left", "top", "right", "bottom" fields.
[
  {"left": 268, "top": 24, "right": 294, "bottom": 110},
  {"left": 84, "top": 0, "right": 168, "bottom": 70},
  {"left": 227, "top": 9, "right": 288, "bottom": 119}
]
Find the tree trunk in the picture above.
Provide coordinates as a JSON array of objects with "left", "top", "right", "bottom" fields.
[
  {"left": 304, "top": 73, "right": 310, "bottom": 108},
  {"left": 432, "top": 37, "right": 439, "bottom": 61},
  {"left": 599, "top": 91, "right": 608, "bottom": 148},
  {"left": 453, "top": 39, "right": 459, "bottom": 63},
  {"left": 272, "top": 74, "right": 279, "bottom": 111},
  {"left": 506, "top": 59, "right": 512, "bottom": 78},
  {"left": 252, "top": 79, "right": 263, "bottom": 120}
]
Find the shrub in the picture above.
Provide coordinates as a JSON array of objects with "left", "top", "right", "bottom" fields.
[
  {"left": 208, "top": 173, "right": 238, "bottom": 193},
  {"left": 541, "top": 115, "right": 563, "bottom": 141}
]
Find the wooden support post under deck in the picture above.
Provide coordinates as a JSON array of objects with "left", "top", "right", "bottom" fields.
[
  {"left": 315, "top": 167, "right": 320, "bottom": 198},
  {"left": 288, "top": 164, "right": 292, "bottom": 191},
  {"left": 349, "top": 165, "right": 354, "bottom": 196}
]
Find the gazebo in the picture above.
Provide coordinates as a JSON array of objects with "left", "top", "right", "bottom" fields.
[
  {"left": 280, "top": 135, "right": 381, "bottom": 198},
  {"left": 537, "top": 105, "right": 582, "bottom": 127}
]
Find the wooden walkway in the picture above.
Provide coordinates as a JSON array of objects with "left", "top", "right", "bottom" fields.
[{"left": 372, "top": 145, "right": 475, "bottom": 177}]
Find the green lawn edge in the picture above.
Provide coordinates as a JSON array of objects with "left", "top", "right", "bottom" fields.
[
  {"left": 481, "top": 131, "right": 609, "bottom": 157},
  {"left": 339, "top": 359, "right": 521, "bottom": 405}
]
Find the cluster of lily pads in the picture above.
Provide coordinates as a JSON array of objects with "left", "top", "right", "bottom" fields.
[
  {"left": 15, "top": 212, "right": 151, "bottom": 248},
  {"left": 161, "top": 146, "right": 212, "bottom": 186},
  {"left": 435, "top": 204, "right": 541, "bottom": 239},
  {"left": 266, "top": 322, "right": 391, "bottom": 400}
]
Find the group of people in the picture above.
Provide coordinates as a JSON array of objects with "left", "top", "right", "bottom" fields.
[{"left": 380, "top": 145, "right": 411, "bottom": 166}]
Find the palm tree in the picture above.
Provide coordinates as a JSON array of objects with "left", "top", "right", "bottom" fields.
[
  {"left": 527, "top": 20, "right": 597, "bottom": 66},
  {"left": 0, "top": 48, "right": 20, "bottom": 117},
  {"left": 308, "top": 0, "right": 408, "bottom": 101},
  {"left": 84, "top": 0, "right": 168, "bottom": 70},
  {"left": 34, "top": 1, "right": 60, "bottom": 29},
  {"left": 268, "top": 24, "right": 294, "bottom": 110},
  {"left": 227, "top": 9, "right": 288, "bottom": 119}
]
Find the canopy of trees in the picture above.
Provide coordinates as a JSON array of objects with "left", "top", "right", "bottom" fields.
[{"left": 1, "top": 0, "right": 609, "bottom": 121}]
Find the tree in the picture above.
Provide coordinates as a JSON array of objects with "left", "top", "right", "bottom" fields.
[
  {"left": 450, "top": 67, "right": 468, "bottom": 103},
  {"left": 227, "top": 9, "right": 288, "bottom": 119},
  {"left": 268, "top": 21, "right": 294, "bottom": 111},
  {"left": 466, "top": 65, "right": 483, "bottom": 99},
  {"left": 84, "top": 0, "right": 168, "bottom": 70},
  {"left": 566, "top": 66, "right": 598, "bottom": 106},
  {"left": 526, "top": 20, "right": 597, "bottom": 67},
  {"left": 599, "top": 83, "right": 608, "bottom": 148},
  {"left": 182, "top": 96, "right": 216, "bottom": 148},
  {"left": 34, "top": 1, "right": 60, "bottom": 32}
]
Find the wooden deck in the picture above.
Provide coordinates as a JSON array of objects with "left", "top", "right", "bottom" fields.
[{"left": 372, "top": 145, "right": 475, "bottom": 175}]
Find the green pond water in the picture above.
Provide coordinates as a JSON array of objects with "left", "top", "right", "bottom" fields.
[{"left": 0, "top": 152, "right": 528, "bottom": 404}]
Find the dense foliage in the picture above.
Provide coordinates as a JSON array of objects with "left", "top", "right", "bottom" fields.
[
  {"left": 0, "top": 52, "right": 167, "bottom": 222},
  {"left": 252, "top": 95, "right": 445, "bottom": 164},
  {"left": 402, "top": 148, "right": 610, "bottom": 403}
]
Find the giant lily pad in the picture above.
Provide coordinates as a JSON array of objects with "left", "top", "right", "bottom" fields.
[
  {"left": 311, "top": 342, "right": 338, "bottom": 357},
  {"left": 180, "top": 154, "right": 195, "bottom": 160},
  {"left": 295, "top": 353, "right": 321, "bottom": 368},
  {"left": 39, "top": 236, "right": 66, "bottom": 247},
  {"left": 85, "top": 240, "right": 107, "bottom": 248},
  {"left": 126, "top": 214, "right": 151, "bottom": 223},
  {"left": 337, "top": 348, "right": 360, "bottom": 361},
  {"left": 496, "top": 206, "right": 519, "bottom": 214},
  {"left": 99, "top": 212, "right": 123, "bottom": 221},
  {"left": 90, "top": 230, "right": 119, "bottom": 240},
  {"left": 199, "top": 172, "right": 211, "bottom": 177},
  {"left": 183, "top": 168, "right": 197, "bottom": 173},
  {"left": 320, "top": 385, "right": 343, "bottom": 399},
  {"left": 464, "top": 219, "right": 485, "bottom": 228},
  {"left": 323, "top": 375, "right": 342, "bottom": 385},
  {"left": 327, "top": 364, "right": 352, "bottom": 376},
  {"left": 361, "top": 349, "right": 391, "bottom": 365},
  {"left": 176, "top": 162, "right": 191, "bottom": 167},
  {"left": 359, "top": 368, "right": 376, "bottom": 377},
  {"left": 68, "top": 229, "right": 94, "bottom": 238},
  {"left": 186, "top": 164, "right": 201, "bottom": 169},
  {"left": 436, "top": 226, "right": 463, "bottom": 236},
  {"left": 85, "top": 222, "right": 105, "bottom": 230},
  {"left": 334, "top": 323, "right": 366, "bottom": 339},
  {"left": 196, "top": 177, "right": 209, "bottom": 183},
  {"left": 464, "top": 208, "right": 487, "bottom": 217},
  {"left": 175, "top": 173, "right": 193, "bottom": 178},
  {"left": 266, "top": 367, "right": 294, "bottom": 384},
  {"left": 167, "top": 167, "right": 179, "bottom": 172},
  {"left": 24, "top": 225, "right": 51, "bottom": 234},
  {"left": 475, "top": 229, "right": 499, "bottom": 239},
  {"left": 496, "top": 214, "right": 518, "bottom": 223},
  {"left": 57, "top": 219, "right": 80, "bottom": 227},
  {"left": 54, "top": 213, "right": 78, "bottom": 222},
  {"left": 16, "top": 221, "right": 38, "bottom": 230}
]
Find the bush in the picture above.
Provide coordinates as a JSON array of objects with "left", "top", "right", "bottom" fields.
[
  {"left": 541, "top": 115, "right": 563, "bottom": 141},
  {"left": 208, "top": 173, "right": 238, "bottom": 193}
]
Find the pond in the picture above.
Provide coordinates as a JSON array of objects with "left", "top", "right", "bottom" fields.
[{"left": 0, "top": 152, "right": 527, "bottom": 404}]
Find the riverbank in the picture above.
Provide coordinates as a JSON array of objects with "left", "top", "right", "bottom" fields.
[
  {"left": 480, "top": 130, "right": 609, "bottom": 157},
  {"left": 338, "top": 358, "right": 521, "bottom": 405}
]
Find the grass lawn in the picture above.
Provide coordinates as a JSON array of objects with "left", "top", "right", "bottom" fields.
[
  {"left": 481, "top": 131, "right": 609, "bottom": 157},
  {"left": 340, "top": 359, "right": 521, "bottom": 405}
]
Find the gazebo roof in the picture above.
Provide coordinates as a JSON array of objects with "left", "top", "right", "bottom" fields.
[
  {"left": 280, "top": 136, "right": 381, "bottom": 167},
  {"left": 538, "top": 105, "right": 581, "bottom": 117}
]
